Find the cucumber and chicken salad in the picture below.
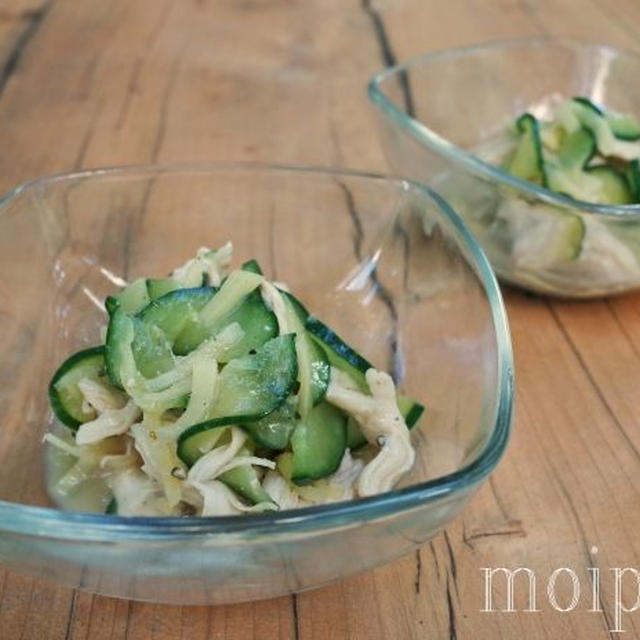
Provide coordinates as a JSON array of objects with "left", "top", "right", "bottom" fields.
[
  {"left": 465, "top": 97, "right": 640, "bottom": 285},
  {"left": 45, "top": 245, "right": 424, "bottom": 517}
]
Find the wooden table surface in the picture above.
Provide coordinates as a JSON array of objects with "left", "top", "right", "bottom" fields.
[{"left": 2, "top": 1, "right": 640, "bottom": 638}]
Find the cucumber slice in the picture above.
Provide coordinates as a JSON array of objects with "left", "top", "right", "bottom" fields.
[
  {"left": 280, "top": 292, "right": 330, "bottom": 415},
  {"left": 105, "top": 309, "right": 131, "bottom": 388},
  {"left": 177, "top": 334, "right": 298, "bottom": 465},
  {"left": 240, "top": 259, "right": 263, "bottom": 275},
  {"left": 290, "top": 402, "right": 347, "bottom": 485},
  {"left": 105, "top": 497, "right": 118, "bottom": 514},
  {"left": 173, "top": 271, "right": 276, "bottom": 358},
  {"left": 49, "top": 346, "right": 107, "bottom": 429},
  {"left": 305, "top": 316, "right": 372, "bottom": 391},
  {"left": 398, "top": 395, "right": 426, "bottom": 429},
  {"left": 585, "top": 166, "right": 633, "bottom": 205},
  {"left": 138, "top": 287, "right": 215, "bottom": 344},
  {"left": 146, "top": 278, "right": 182, "bottom": 300},
  {"left": 346, "top": 416, "right": 366, "bottom": 450},
  {"left": 219, "top": 462, "right": 274, "bottom": 506},
  {"left": 573, "top": 96, "right": 603, "bottom": 115},
  {"left": 606, "top": 111, "right": 640, "bottom": 141},
  {"left": 556, "top": 127, "right": 596, "bottom": 170},
  {"left": 174, "top": 292, "right": 278, "bottom": 360},
  {"left": 108, "top": 278, "right": 150, "bottom": 316},
  {"left": 305, "top": 315, "right": 425, "bottom": 428},
  {"left": 507, "top": 113, "right": 547, "bottom": 187},
  {"left": 568, "top": 98, "right": 640, "bottom": 160},
  {"left": 627, "top": 159, "right": 640, "bottom": 202},
  {"left": 240, "top": 397, "right": 297, "bottom": 450}
]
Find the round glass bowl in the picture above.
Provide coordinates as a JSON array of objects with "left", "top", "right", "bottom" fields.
[
  {"left": 0, "top": 164, "right": 513, "bottom": 604},
  {"left": 369, "top": 39, "right": 640, "bottom": 298}
]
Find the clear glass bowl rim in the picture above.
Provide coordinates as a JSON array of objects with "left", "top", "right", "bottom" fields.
[
  {"left": 0, "top": 162, "right": 513, "bottom": 541},
  {"left": 368, "top": 37, "right": 640, "bottom": 219}
]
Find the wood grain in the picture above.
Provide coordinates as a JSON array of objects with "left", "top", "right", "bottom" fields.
[{"left": 2, "top": 0, "right": 640, "bottom": 638}]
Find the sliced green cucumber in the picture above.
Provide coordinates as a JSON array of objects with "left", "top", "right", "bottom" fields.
[
  {"left": 219, "top": 461, "right": 274, "bottom": 506},
  {"left": 138, "top": 287, "right": 215, "bottom": 344},
  {"left": 49, "top": 346, "right": 107, "bottom": 429},
  {"left": 290, "top": 402, "right": 347, "bottom": 485},
  {"left": 507, "top": 113, "right": 547, "bottom": 187},
  {"left": 556, "top": 127, "right": 596, "bottom": 170},
  {"left": 105, "top": 309, "right": 132, "bottom": 389},
  {"left": 105, "top": 288, "right": 215, "bottom": 383},
  {"left": 173, "top": 270, "right": 276, "bottom": 358},
  {"left": 146, "top": 278, "right": 182, "bottom": 300},
  {"left": 279, "top": 292, "right": 330, "bottom": 415},
  {"left": 131, "top": 319, "right": 175, "bottom": 379},
  {"left": 606, "top": 110, "right": 640, "bottom": 141},
  {"left": 627, "top": 159, "right": 640, "bottom": 202},
  {"left": 568, "top": 98, "right": 640, "bottom": 160},
  {"left": 177, "top": 334, "right": 298, "bottom": 465},
  {"left": 174, "top": 292, "right": 278, "bottom": 360},
  {"left": 398, "top": 395, "right": 425, "bottom": 429},
  {"left": 305, "top": 316, "right": 372, "bottom": 392},
  {"left": 346, "top": 416, "right": 366, "bottom": 450},
  {"left": 105, "top": 497, "right": 118, "bottom": 514},
  {"left": 108, "top": 278, "right": 150, "bottom": 316},
  {"left": 573, "top": 96, "right": 602, "bottom": 115},
  {"left": 305, "top": 315, "right": 424, "bottom": 427},
  {"left": 240, "top": 259, "right": 263, "bottom": 275},
  {"left": 585, "top": 165, "right": 633, "bottom": 205},
  {"left": 240, "top": 397, "right": 297, "bottom": 450},
  {"left": 198, "top": 269, "right": 264, "bottom": 327}
]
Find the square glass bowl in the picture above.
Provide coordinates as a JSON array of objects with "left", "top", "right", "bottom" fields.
[
  {"left": 0, "top": 164, "right": 512, "bottom": 604},
  {"left": 369, "top": 39, "right": 640, "bottom": 298}
]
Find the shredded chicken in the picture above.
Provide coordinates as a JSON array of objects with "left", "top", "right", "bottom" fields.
[
  {"left": 326, "top": 368, "right": 415, "bottom": 496},
  {"left": 191, "top": 480, "right": 276, "bottom": 516},
  {"left": 131, "top": 421, "right": 185, "bottom": 507},
  {"left": 171, "top": 243, "right": 233, "bottom": 287},
  {"left": 187, "top": 427, "right": 247, "bottom": 483},
  {"left": 78, "top": 378, "right": 127, "bottom": 414},
  {"left": 260, "top": 280, "right": 290, "bottom": 333},
  {"left": 327, "top": 450, "right": 365, "bottom": 501},
  {"left": 75, "top": 400, "right": 141, "bottom": 446},
  {"left": 108, "top": 468, "right": 170, "bottom": 516},
  {"left": 262, "top": 470, "right": 308, "bottom": 510}
]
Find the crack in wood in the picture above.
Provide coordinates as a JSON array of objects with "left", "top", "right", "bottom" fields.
[
  {"left": 429, "top": 540, "right": 441, "bottom": 580},
  {"left": 462, "top": 520, "right": 527, "bottom": 550},
  {"left": 361, "top": 0, "right": 414, "bottom": 117},
  {"left": 605, "top": 300, "right": 640, "bottom": 363},
  {"left": 336, "top": 179, "right": 364, "bottom": 260},
  {"left": 443, "top": 530, "right": 459, "bottom": 601},
  {"left": 115, "top": 58, "right": 143, "bottom": 131},
  {"left": 550, "top": 465, "right": 618, "bottom": 639},
  {"left": 291, "top": 593, "right": 301, "bottom": 640},
  {"left": 547, "top": 302, "right": 640, "bottom": 464},
  {"left": 414, "top": 548, "right": 422, "bottom": 595},
  {"left": 445, "top": 572, "right": 457, "bottom": 640},
  {"left": 74, "top": 100, "right": 103, "bottom": 169},
  {"left": 63, "top": 588, "right": 77, "bottom": 640},
  {"left": 0, "top": 2, "right": 51, "bottom": 100},
  {"left": 335, "top": 178, "right": 401, "bottom": 379}
]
